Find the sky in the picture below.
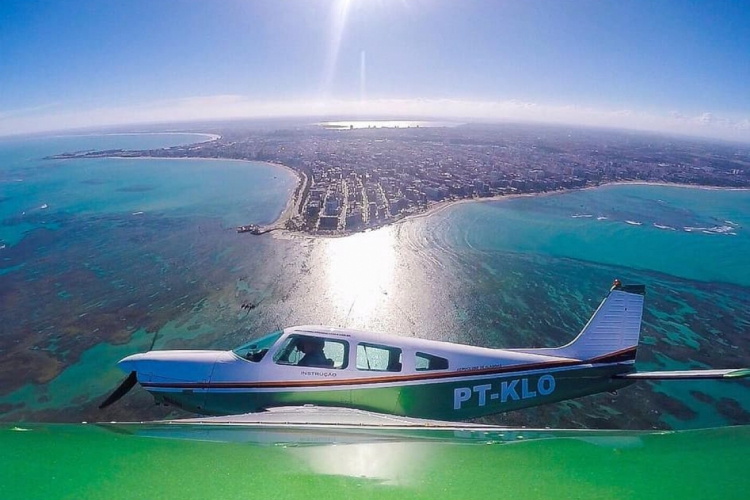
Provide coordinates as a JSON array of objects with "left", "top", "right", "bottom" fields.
[{"left": 1, "top": 0, "right": 749, "bottom": 142}]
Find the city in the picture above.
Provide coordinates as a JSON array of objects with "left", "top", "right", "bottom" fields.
[{"left": 54, "top": 122, "right": 750, "bottom": 235}]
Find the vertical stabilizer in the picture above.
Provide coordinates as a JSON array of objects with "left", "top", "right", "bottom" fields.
[{"left": 554, "top": 282, "right": 645, "bottom": 362}]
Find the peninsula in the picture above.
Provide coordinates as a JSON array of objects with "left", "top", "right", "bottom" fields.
[{"left": 49, "top": 122, "right": 750, "bottom": 235}]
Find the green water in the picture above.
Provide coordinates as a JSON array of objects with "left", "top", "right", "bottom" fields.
[{"left": 1, "top": 423, "right": 749, "bottom": 499}]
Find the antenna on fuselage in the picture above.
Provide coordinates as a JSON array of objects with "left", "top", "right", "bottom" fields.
[
  {"left": 148, "top": 330, "right": 159, "bottom": 351},
  {"left": 342, "top": 297, "right": 357, "bottom": 328}
]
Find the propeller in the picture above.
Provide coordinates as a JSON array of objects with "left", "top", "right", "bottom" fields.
[
  {"left": 99, "top": 371, "right": 138, "bottom": 409},
  {"left": 99, "top": 332, "right": 157, "bottom": 410}
]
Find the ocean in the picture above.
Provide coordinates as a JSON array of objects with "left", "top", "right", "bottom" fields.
[{"left": 1, "top": 133, "right": 749, "bottom": 430}]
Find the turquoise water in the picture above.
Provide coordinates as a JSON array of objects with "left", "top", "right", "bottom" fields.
[
  {"left": 435, "top": 185, "right": 750, "bottom": 286},
  {"left": 1, "top": 133, "right": 749, "bottom": 431},
  {"left": 0, "top": 134, "right": 296, "bottom": 247}
]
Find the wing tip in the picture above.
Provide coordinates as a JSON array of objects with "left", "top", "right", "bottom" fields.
[
  {"left": 725, "top": 368, "right": 750, "bottom": 379},
  {"left": 616, "top": 368, "right": 750, "bottom": 380}
]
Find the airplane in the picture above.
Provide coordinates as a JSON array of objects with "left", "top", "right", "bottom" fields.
[{"left": 100, "top": 280, "right": 750, "bottom": 421}]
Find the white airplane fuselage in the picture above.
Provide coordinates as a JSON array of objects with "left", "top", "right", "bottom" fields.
[
  {"left": 102, "top": 283, "right": 750, "bottom": 420},
  {"left": 119, "top": 319, "right": 636, "bottom": 420}
]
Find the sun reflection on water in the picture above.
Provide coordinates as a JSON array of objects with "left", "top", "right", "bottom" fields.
[
  {"left": 323, "top": 229, "right": 396, "bottom": 326},
  {"left": 292, "top": 442, "right": 425, "bottom": 486}
]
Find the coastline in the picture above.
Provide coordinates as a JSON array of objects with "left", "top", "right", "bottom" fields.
[
  {"left": 47, "top": 132, "right": 221, "bottom": 143},
  {"left": 275, "top": 179, "right": 750, "bottom": 239},
  {"left": 595, "top": 180, "right": 750, "bottom": 192},
  {"left": 275, "top": 189, "right": 566, "bottom": 240},
  {"left": 51, "top": 150, "right": 749, "bottom": 238},
  {"left": 411, "top": 180, "right": 750, "bottom": 223},
  {"left": 81, "top": 155, "right": 302, "bottom": 228}
]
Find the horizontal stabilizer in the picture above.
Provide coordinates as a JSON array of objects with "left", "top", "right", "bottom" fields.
[{"left": 615, "top": 368, "right": 750, "bottom": 380}]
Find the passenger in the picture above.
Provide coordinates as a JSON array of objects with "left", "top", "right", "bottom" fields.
[
  {"left": 297, "top": 338, "right": 330, "bottom": 367},
  {"left": 387, "top": 353, "right": 402, "bottom": 372}
]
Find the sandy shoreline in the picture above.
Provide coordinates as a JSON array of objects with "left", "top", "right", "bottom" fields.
[
  {"left": 76, "top": 153, "right": 749, "bottom": 238},
  {"left": 48, "top": 132, "right": 222, "bottom": 143},
  {"left": 595, "top": 180, "right": 750, "bottom": 192},
  {"left": 274, "top": 179, "right": 750, "bottom": 239},
  {"left": 417, "top": 179, "right": 750, "bottom": 220}
]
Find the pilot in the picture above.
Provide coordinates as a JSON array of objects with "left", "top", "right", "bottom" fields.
[{"left": 297, "top": 338, "right": 331, "bottom": 368}]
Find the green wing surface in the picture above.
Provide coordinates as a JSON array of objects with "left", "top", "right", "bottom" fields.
[{"left": 2, "top": 409, "right": 749, "bottom": 500}]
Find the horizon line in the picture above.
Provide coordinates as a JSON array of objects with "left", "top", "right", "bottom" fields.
[{"left": 1, "top": 96, "right": 749, "bottom": 146}]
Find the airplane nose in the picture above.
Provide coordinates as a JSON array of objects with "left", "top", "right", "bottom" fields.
[
  {"left": 117, "top": 352, "right": 146, "bottom": 374},
  {"left": 117, "top": 350, "right": 226, "bottom": 384},
  {"left": 102, "top": 350, "right": 234, "bottom": 411}
]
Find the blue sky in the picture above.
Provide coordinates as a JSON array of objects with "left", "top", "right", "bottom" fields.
[{"left": 1, "top": 0, "right": 749, "bottom": 141}]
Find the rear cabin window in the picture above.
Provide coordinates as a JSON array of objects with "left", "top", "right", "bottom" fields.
[
  {"left": 415, "top": 352, "right": 449, "bottom": 371},
  {"left": 273, "top": 335, "right": 348, "bottom": 369},
  {"left": 356, "top": 343, "right": 402, "bottom": 372}
]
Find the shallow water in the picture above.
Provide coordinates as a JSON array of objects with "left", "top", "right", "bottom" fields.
[
  {"left": 0, "top": 135, "right": 296, "bottom": 247},
  {"left": 1, "top": 134, "right": 749, "bottom": 430}
]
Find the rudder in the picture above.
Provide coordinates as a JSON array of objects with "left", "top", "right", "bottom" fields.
[{"left": 555, "top": 282, "right": 645, "bottom": 362}]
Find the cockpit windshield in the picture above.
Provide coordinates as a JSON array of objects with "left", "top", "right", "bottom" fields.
[{"left": 232, "top": 331, "right": 283, "bottom": 362}]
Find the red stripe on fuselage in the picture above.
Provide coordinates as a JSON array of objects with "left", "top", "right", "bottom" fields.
[
  {"left": 140, "top": 352, "right": 634, "bottom": 390},
  {"left": 586, "top": 347, "right": 637, "bottom": 364}
]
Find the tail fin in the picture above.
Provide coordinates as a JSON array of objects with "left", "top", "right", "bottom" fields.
[{"left": 554, "top": 281, "right": 645, "bottom": 362}]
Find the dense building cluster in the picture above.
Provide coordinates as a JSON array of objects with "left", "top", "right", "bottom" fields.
[{"left": 55, "top": 123, "right": 750, "bottom": 234}]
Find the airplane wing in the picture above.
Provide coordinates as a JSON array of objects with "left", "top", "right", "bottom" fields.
[{"left": 615, "top": 368, "right": 750, "bottom": 380}]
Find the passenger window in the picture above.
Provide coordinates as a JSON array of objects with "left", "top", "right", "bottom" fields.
[
  {"left": 415, "top": 352, "right": 449, "bottom": 371},
  {"left": 273, "top": 335, "right": 348, "bottom": 369},
  {"left": 357, "top": 343, "right": 402, "bottom": 372}
]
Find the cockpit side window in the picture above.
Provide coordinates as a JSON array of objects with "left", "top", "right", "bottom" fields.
[
  {"left": 415, "top": 352, "right": 449, "bottom": 371},
  {"left": 356, "top": 343, "right": 403, "bottom": 372},
  {"left": 273, "top": 334, "right": 349, "bottom": 369},
  {"left": 233, "top": 331, "right": 283, "bottom": 362}
]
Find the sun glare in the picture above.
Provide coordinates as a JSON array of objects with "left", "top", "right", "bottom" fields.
[
  {"left": 323, "top": 228, "right": 396, "bottom": 325},
  {"left": 293, "top": 442, "right": 422, "bottom": 485},
  {"left": 322, "top": 0, "right": 353, "bottom": 94}
]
